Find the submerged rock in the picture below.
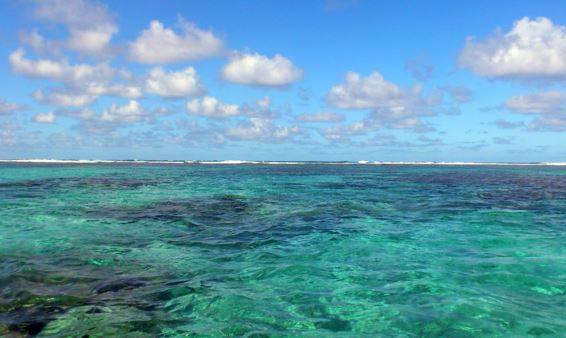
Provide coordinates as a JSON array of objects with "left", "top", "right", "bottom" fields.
[{"left": 93, "top": 278, "right": 147, "bottom": 294}]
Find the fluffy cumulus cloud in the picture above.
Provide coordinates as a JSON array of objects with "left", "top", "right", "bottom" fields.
[
  {"left": 222, "top": 52, "right": 303, "bottom": 87},
  {"left": 505, "top": 91, "right": 566, "bottom": 131},
  {"left": 328, "top": 72, "right": 405, "bottom": 109},
  {"left": 320, "top": 116, "right": 434, "bottom": 142},
  {"left": 321, "top": 121, "right": 370, "bottom": 141},
  {"left": 34, "top": 112, "right": 56, "bottom": 123},
  {"left": 99, "top": 100, "right": 146, "bottom": 123},
  {"left": 10, "top": 49, "right": 143, "bottom": 107},
  {"left": 506, "top": 91, "right": 566, "bottom": 114},
  {"left": 0, "top": 99, "right": 22, "bottom": 115},
  {"left": 129, "top": 20, "right": 224, "bottom": 64},
  {"left": 33, "top": 83, "right": 142, "bottom": 107},
  {"left": 186, "top": 96, "right": 240, "bottom": 118},
  {"left": 9, "top": 48, "right": 115, "bottom": 84},
  {"left": 256, "top": 96, "right": 271, "bottom": 110},
  {"left": 326, "top": 71, "right": 439, "bottom": 132},
  {"left": 33, "top": 90, "right": 96, "bottom": 107},
  {"left": 68, "top": 100, "right": 160, "bottom": 133},
  {"left": 83, "top": 83, "right": 142, "bottom": 99},
  {"left": 459, "top": 17, "right": 566, "bottom": 80},
  {"left": 296, "top": 112, "right": 344, "bottom": 123},
  {"left": 31, "top": 0, "right": 118, "bottom": 56},
  {"left": 227, "top": 118, "right": 301, "bottom": 142},
  {"left": 145, "top": 67, "right": 206, "bottom": 98}
]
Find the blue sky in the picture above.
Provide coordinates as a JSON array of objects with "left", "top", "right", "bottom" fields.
[{"left": 1, "top": 0, "right": 566, "bottom": 161}]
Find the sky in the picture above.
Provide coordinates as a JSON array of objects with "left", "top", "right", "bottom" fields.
[{"left": 1, "top": 0, "right": 566, "bottom": 161}]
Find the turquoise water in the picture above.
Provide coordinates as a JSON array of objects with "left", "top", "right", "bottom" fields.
[{"left": 0, "top": 164, "right": 565, "bottom": 337}]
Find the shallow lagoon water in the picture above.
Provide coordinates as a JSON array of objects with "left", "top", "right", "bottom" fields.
[{"left": 0, "top": 163, "right": 565, "bottom": 337}]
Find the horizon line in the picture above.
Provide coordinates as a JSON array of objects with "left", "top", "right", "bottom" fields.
[{"left": 1, "top": 159, "right": 566, "bottom": 166}]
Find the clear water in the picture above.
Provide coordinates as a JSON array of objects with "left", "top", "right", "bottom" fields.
[{"left": 0, "top": 164, "right": 564, "bottom": 337}]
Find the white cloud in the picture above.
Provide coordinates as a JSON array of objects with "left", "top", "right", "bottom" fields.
[
  {"left": 34, "top": 112, "right": 56, "bottom": 123},
  {"left": 327, "top": 71, "right": 404, "bottom": 109},
  {"left": 241, "top": 96, "right": 280, "bottom": 119},
  {"left": 326, "top": 71, "right": 438, "bottom": 132},
  {"left": 0, "top": 122, "right": 24, "bottom": 145},
  {"left": 129, "top": 20, "right": 223, "bottom": 64},
  {"left": 186, "top": 96, "right": 240, "bottom": 118},
  {"left": 9, "top": 48, "right": 115, "bottom": 84},
  {"left": 505, "top": 91, "right": 566, "bottom": 131},
  {"left": 32, "top": 83, "right": 141, "bottom": 108},
  {"left": 296, "top": 112, "right": 344, "bottom": 123},
  {"left": 146, "top": 67, "right": 206, "bottom": 98},
  {"left": 10, "top": 48, "right": 67, "bottom": 80},
  {"left": 10, "top": 49, "right": 142, "bottom": 106},
  {"left": 39, "top": 93, "right": 91, "bottom": 108},
  {"left": 528, "top": 117, "right": 566, "bottom": 131},
  {"left": 506, "top": 91, "right": 566, "bottom": 114},
  {"left": 33, "top": 90, "right": 96, "bottom": 107},
  {"left": 19, "top": 30, "right": 48, "bottom": 53},
  {"left": 459, "top": 17, "right": 566, "bottom": 80},
  {"left": 100, "top": 100, "right": 146, "bottom": 123},
  {"left": 31, "top": 0, "right": 117, "bottom": 56},
  {"left": 65, "top": 100, "right": 159, "bottom": 133},
  {"left": 84, "top": 83, "right": 143, "bottom": 99},
  {"left": 61, "top": 108, "right": 96, "bottom": 120},
  {"left": 227, "top": 118, "right": 301, "bottom": 141},
  {"left": 222, "top": 52, "right": 303, "bottom": 87},
  {"left": 0, "top": 99, "right": 22, "bottom": 115},
  {"left": 320, "top": 121, "right": 370, "bottom": 141},
  {"left": 256, "top": 96, "right": 271, "bottom": 110},
  {"left": 68, "top": 28, "right": 116, "bottom": 56}
]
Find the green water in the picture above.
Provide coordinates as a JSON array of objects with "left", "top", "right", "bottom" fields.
[{"left": 0, "top": 164, "right": 565, "bottom": 337}]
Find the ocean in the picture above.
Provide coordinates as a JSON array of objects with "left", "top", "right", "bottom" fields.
[{"left": 0, "top": 163, "right": 564, "bottom": 336}]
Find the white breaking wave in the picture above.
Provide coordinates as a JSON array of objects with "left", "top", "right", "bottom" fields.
[
  {"left": 371, "top": 161, "right": 566, "bottom": 166},
  {"left": 197, "top": 160, "right": 260, "bottom": 164},
  {"left": 0, "top": 159, "right": 186, "bottom": 164}
]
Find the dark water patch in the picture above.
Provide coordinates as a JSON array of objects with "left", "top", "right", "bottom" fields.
[
  {"left": 297, "top": 303, "right": 352, "bottom": 332},
  {"left": 10, "top": 320, "right": 47, "bottom": 336},
  {"left": 288, "top": 201, "right": 375, "bottom": 232},
  {"left": 528, "top": 326, "right": 556, "bottom": 336},
  {"left": 151, "top": 285, "right": 198, "bottom": 302},
  {"left": 85, "top": 194, "right": 369, "bottom": 253},
  {"left": 0, "top": 273, "right": 181, "bottom": 336},
  {"left": 315, "top": 317, "right": 352, "bottom": 332},
  {"left": 0, "top": 291, "right": 85, "bottom": 336},
  {"left": 0, "top": 176, "right": 166, "bottom": 199},
  {"left": 407, "top": 172, "right": 566, "bottom": 199},
  {"left": 393, "top": 171, "right": 566, "bottom": 214},
  {"left": 0, "top": 256, "right": 185, "bottom": 336},
  {"left": 88, "top": 194, "right": 252, "bottom": 225},
  {"left": 315, "top": 178, "right": 384, "bottom": 191},
  {"left": 93, "top": 277, "right": 147, "bottom": 294}
]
